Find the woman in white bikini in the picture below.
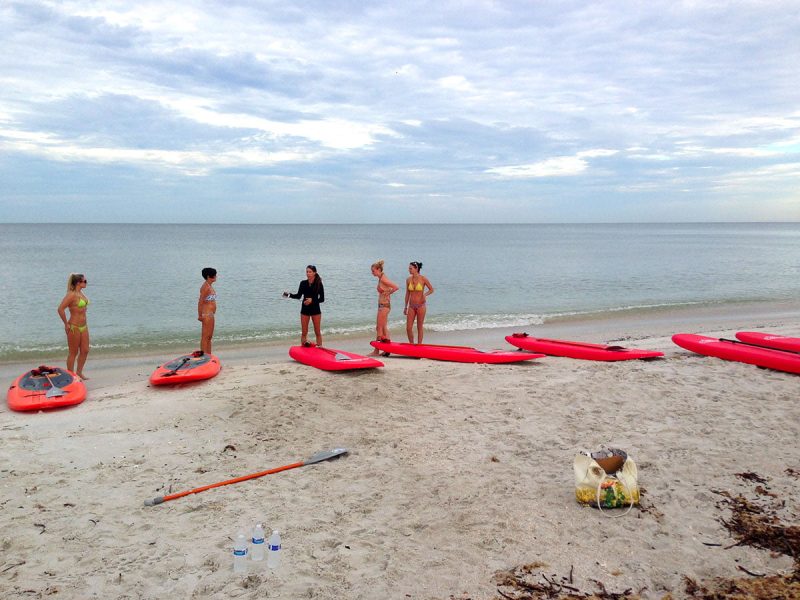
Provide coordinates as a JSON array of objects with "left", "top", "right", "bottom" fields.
[
  {"left": 404, "top": 261, "right": 434, "bottom": 344},
  {"left": 370, "top": 260, "right": 399, "bottom": 354},
  {"left": 57, "top": 273, "right": 90, "bottom": 379},
  {"left": 198, "top": 267, "right": 217, "bottom": 354}
]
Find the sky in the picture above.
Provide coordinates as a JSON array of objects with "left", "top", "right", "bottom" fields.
[{"left": 1, "top": 0, "right": 799, "bottom": 223}]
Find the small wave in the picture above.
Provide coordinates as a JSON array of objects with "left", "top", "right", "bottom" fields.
[{"left": 426, "top": 313, "right": 546, "bottom": 332}]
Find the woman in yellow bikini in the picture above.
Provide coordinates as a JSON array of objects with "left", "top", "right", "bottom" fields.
[
  {"left": 57, "top": 273, "right": 90, "bottom": 379},
  {"left": 198, "top": 267, "right": 217, "bottom": 354},
  {"left": 404, "top": 261, "right": 434, "bottom": 344},
  {"left": 369, "top": 260, "right": 399, "bottom": 355}
]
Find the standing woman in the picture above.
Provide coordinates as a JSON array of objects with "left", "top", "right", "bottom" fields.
[
  {"left": 283, "top": 265, "right": 325, "bottom": 347},
  {"left": 198, "top": 267, "right": 217, "bottom": 354},
  {"left": 57, "top": 273, "right": 90, "bottom": 379},
  {"left": 370, "top": 260, "right": 399, "bottom": 354},
  {"left": 404, "top": 261, "right": 434, "bottom": 344}
]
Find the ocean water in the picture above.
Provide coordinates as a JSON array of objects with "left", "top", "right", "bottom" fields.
[{"left": 1, "top": 223, "right": 799, "bottom": 361}]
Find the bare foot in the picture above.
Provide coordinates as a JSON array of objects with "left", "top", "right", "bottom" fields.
[{"left": 77, "top": 373, "right": 89, "bottom": 380}]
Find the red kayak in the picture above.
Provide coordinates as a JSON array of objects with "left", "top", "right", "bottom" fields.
[
  {"left": 672, "top": 333, "right": 800, "bottom": 375},
  {"left": 7, "top": 366, "right": 86, "bottom": 411},
  {"left": 150, "top": 351, "right": 221, "bottom": 385},
  {"left": 505, "top": 333, "right": 663, "bottom": 361},
  {"left": 289, "top": 345, "right": 383, "bottom": 371},
  {"left": 735, "top": 332, "right": 800, "bottom": 354},
  {"left": 370, "top": 340, "right": 544, "bottom": 364}
]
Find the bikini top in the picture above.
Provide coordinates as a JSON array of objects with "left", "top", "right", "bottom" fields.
[
  {"left": 76, "top": 297, "right": 89, "bottom": 308},
  {"left": 205, "top": 294, "right": 217, "bottom": 302},
  {"left": 408, "top": 280, "right": 424, "bottom": 292}
]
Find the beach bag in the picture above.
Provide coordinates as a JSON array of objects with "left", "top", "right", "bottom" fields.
[{"left": 573, "top": 448, "right": 639, "bottom": 514}]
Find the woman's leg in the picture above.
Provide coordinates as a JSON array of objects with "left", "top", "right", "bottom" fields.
[
  {"left": 311, "top": 314, "right": 322, "bottom": 346},
  {"left": 66, "top": 326, "right": 80, "bottom": 373},
  {"left": 200, "top": 316, "right": 214, "bottom": 353},
  {"left": 76, "top": 329, "right": 90, "bottom": 379},
  {"left": 406, "top": 308, "right": 416, "bottom": 343},
  {"left": 300, "top": 314, "right": 310, "bottom": 345},
  {"left": 378, "top": 307, "right": 390, "bottom": 341},
  {"left": 415, "top": 305, "right": 427, "bottom": 344}
]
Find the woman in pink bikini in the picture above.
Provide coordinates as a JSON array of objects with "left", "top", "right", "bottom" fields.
[
  {"left": 57, "top": 273, "right": 90, "bottom": 379},
  {"left": 370, "top": 260, "right": 399, "bottom": 354},
  {"left": 403, "top": 261, "right": 434, "bottom": 344}
]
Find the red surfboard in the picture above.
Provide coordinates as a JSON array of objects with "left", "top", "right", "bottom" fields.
[
  {"left": 735, "top": 332, "right": 800, "bottom": 354},
  {"left": 150, "top": 351, "right": 221, "bottom": 385},
  {"left": 289, "top": 345, "right": 384, "bottom": 371},
  {"left": 672, "top": 333, "right": 800, "bottom": 374},
  {"left": 505, "top": 333, "right": 663, "bottom": 361},
  {"left": 7, "top": 366, "right": 86, "bottom": 411},
  {"left": 370, "top": 340, "right": 544, "bottom": 364}
]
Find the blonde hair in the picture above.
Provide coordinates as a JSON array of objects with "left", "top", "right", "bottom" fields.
[
  {"left": 67, "top": 273, "right": 84, "bottom": 292},
  {"left": 371, "top": 260, "right": 384, "bottom": 272}
]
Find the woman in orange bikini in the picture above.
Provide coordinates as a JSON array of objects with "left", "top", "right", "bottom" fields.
[
  {"left": 198, "top": 267, "right": 217, "bottom": 354},
  {"left": 57, "top": 273, "right": 90, "bottom": 379},
  {"left": 404, "top": 261, "right": 434, "bottom": 344},
  {"left": 370, "top": 260, "right": 399, "bottom": 354}
]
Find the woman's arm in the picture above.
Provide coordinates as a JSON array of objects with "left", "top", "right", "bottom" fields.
[
  {"left": 198, "top": 284, "right": 207, "bottom": 319},
  {"left": 403, "top": 278, "right": 410, "bottom": 313},
  {"left": 57, "top": 293, "right": 73, "bottom": 328},
  {"left": 424, "top": 277, "right": 434, "bottom": 297},
  {"left": 382, "top": 275, "right": 399, "bottom": 295},
  {"left": 317, "top": 282, "right": 324, "bottom": 304},
  {"left": 288, "top": 281, "right": 304, "bottom": 299}
]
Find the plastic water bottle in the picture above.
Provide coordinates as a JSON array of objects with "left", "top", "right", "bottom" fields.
[
  {"left": 233, "top": 531, "right": 249, "bottom": 573},
  {"left": 251, "top": 523, "right": 265, "bottom": 562},
  {"left": 267, "top": 530, "right": 281, "bottom": 569}
]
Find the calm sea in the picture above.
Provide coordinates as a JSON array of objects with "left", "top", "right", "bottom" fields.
[{"left": 1, "top": 223, "right": 799, "bottom": 361}]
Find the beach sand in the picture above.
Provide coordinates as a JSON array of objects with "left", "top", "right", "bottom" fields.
[{"left": 1, "top": 302, "right": 799, "bottom": 599}]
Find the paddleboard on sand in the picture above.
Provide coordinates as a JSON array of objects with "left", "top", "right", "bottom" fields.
[
  {"left": 735, "top": 331, "right": 800, "bottom": 354},
  {"left": 150, "top": 351, "right": 221, "bottom": 385},
  {"left": 7, "top": 366, "right": 86, "bottom": 411},
  {"left": 672, "top": 333, "right": 800, "bottom": 375},
  {"left": 289, "top": 344, "right": 384, "bottom": 371},
  {"left": 505, "top": 333, "right": 663, "bottom": 361},
  {"left": 370, "top": 340, "right": 544, "bottom": 364}
]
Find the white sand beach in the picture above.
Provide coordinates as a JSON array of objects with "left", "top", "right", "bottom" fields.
[{"left": 1, "top": 302, "right": 799, "bottom": 599}]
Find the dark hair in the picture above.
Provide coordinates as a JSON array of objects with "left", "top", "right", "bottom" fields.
[
  {"left": 306, "top": 264, "right": 322, "bottom": 293},
  {"left": 202, "top": 267, "right": 217, "bottom": 280},
  {"left": 409, "top": 261, "right": 423, "bottom": 272}
]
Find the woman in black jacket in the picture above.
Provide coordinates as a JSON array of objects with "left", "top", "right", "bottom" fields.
[{"left": 283, "top": 265, "right": 325, "bottom": 347}]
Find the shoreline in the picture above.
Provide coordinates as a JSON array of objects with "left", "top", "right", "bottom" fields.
[{"left": 2, "top": 299, "right": 798, "bottom": 382}]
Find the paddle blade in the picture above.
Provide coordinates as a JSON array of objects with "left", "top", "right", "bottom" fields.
[
  {"left": 304, "top": 447, "right": 348, "bottom": 465},
  {"left": 46, "top": 386, "right": 67, "bottom": 397},
  {"left": 334, "top": 353, "right": 353, "bottom": 361}
]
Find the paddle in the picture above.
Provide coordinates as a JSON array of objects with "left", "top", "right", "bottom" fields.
[
  {"left": 719, "top": 338, "right": 800, "bottom": 356},
  {"left": 162, "top": 356, "right": 192, "bottom": 377},
  {"left": 42, "top": 370, "right": 67, "bottom": 397},
  {"left": 144, "top": 447, "right": 348, "bottom": 506}
]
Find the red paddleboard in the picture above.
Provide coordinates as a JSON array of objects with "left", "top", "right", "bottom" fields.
[
  {"left": 735, "top": 332, "right": 800, "bottom": 354},
  {"left": 289, "top": 345, "right": 383, "bottom": 371},
  {"left": 505, "top": 333, "right": 663, "bottom": 361},
  {"left": 672, "top": 333, "right": 800, "bottom": 375},
  {"left": 150, "top": 351, "right": 221, "bottom": 385},
  {"left": 370, "top": 340, "right": 544, "bottom": 364},
  {"left": 7, "top": 366, "right": 86, "bottom": 411}
]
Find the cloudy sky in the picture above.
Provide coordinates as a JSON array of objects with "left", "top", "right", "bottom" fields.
[{"left": 1, "top": 0, "right": 799, "bottom": 223}]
